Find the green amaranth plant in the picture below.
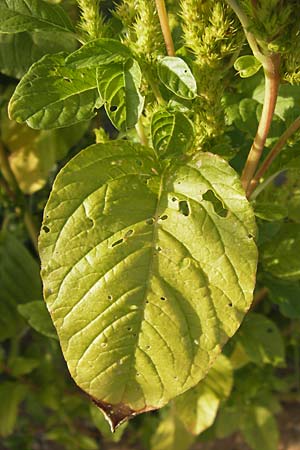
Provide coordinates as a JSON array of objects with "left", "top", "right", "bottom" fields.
[{"left": 1, "top": 0, "right": 300, "bottom": 449}]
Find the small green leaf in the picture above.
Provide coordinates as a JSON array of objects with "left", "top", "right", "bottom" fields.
[
  {"left": 0, "top": 382, "right": 27, "bottom": 437},
  {"left": 234, "top": 55, "right": 262, "bottom": 78},
  {"left": 0, "top": 0, "right": 75, "bottom": 34},
  {"left": 18, "top": 301, "right": 58, "bottom": 339},
  {"left": 0, "top": 231, "right": 42, "bottom": 341},
  {"left": 39, "top": 141, "right": 257, "bottom": 428},
  {"left": 261, "top": 223, "right": 300, "bottom": 280},
  {"left": 150, "top": 413, "right": 194, "bottom": 450},
  {"left": 237, "top": 313, "right": 285, "bottom": 367},
  {"left": 264, "top": 277, "right": 300, "bottom": 318},
  {"left": 174, "top": 354, "right": 233, "bottom": 435},
  {"left": 9, "top": 53, "right": 101, "bottom": 129},
  {"left": 66, "top": 38, "right": 132, "bottom": 69},
  {"left": 241, "top": 406, "right": 279, "bottom": 450},
  {"left": 157, "top": 57, "right": 197, "bottom": 99},
  {"left": 8, "top": 357, "right": 40, "bottom": 376},
  {"left": 151, "top": 109, "right": 194, "bottom": 156},
  {"left": 97, "top": 59, "right": 144, "bottom": 131},
  {"left": 253, "top": 202, "right": 287, "bottom": 221}
]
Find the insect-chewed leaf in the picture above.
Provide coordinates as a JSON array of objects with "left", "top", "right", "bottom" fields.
[
  {"left": 97, "top": 59, "right": 144, "bottom": 131},
  {"left": 0, "top": 0, "right": 75, "bottom": 34},
  {"left": 39, "top": 141, "right": 257, "bottom": 429},
  {"left": 151, "top": 109, "right": 194, "bottom": 156},
  {"left": 65, "top": 38, "right": 132, "bottom": 69},
  {"left": 8, "top": 53, "right": 101, "bottom": 129},
  {"left": 157, "top": 57, "right": 197, "bottom": 99}
]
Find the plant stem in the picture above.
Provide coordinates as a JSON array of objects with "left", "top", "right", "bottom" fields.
[
  {"left": 251, "top": 286, "right": 269, "bottom": 310},
  {"left": 242, "top": 56, "right": 280, "bottom": 194},
  {"left": 24, "top": 211, "right": 39, "bottom": 254},
  {"left": 248, "top": 115, "right": 300, "bottom": 198},
  {"left": 155, "top": 0, "right": 175, "bottom": 57}
]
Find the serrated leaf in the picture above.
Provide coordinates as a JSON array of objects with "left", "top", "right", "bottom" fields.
[
  {"left": 237, "top": 313, "right": 285, "bottom": 367},
  {"left": 66, "top": 38, "right": 131, "bottom": 69},
  {"left": 151, "top": 109, "right": 194, "bottom": 156},
  {"left": 9, "top": 53, "right": 100, "bottom": 129},
  {"left": 150, "top": 413, "right": 194, "bottom": 450},
  {"left": 174, "top": 354, "right": 233, "bottom": 435},
  {"left": 261, "top": 223, "right": 300, "bottom": 280},
  {"left": 18, "top": 301, "right": 58, "bottom": 339},
  {"left": 0, "top": 31, "right": 76, "bottom": 79},
  {"left": 0, "top": 232, "right": 42, "bottom": 341},
  {"left": 234, "top": 55, "right": 262, "bottom": 78},
  {"left": 39, "top": 141, "right": 257, "bottom": 428},
  {"left": 0, "top": 382, "right": 27, "bottom": 437},
  {"left": 97, "top": 59, "right": 144, "bottom": 131},
  {"left": 157, "top": 57, "right": 197, "bottom": 99},
  {"left": 241, "top": 406, "right": 279, "bottom": 450},
  {"left": 0, "top": 0, "right": 75, "bottom": 34}
]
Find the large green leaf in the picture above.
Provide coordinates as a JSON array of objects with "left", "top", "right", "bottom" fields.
[
  {"left": 0, "top": 31, "right": 76, "bottom": 79},
  {"left": 9, "top": 53, "right": 100, "bottom": 129},
  {"left": 0, "top": 0, "right": 75, "bottom": 34},
  {"left": 0, "top": 231, "right": 42, "bottom": 341},
  {"left": 66, "top": 38, "right": 131, "bottom": 69},
  {"left": 39, "top": 141, "right": 257, "bottom": 428},
  {"left": 174, "top": 354, "right": 233, "bottom": 435},
  {"left": 157, "top": 57, "right": 197, "bottom": 100},
  {"left": 151, "top": 109, "right": 194, "bottom": 157},
  {"left": 97, "top": 59, "right": 144, "bottom": 131},
  {"left": 241, "top": 406, "right": 279, "bottom": 450}
]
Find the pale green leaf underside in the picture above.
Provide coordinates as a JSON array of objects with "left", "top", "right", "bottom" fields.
[
  {"left": 9, "top": 53, "right": 100, "bottom": 129},
  {"left": 157, "top": 57, "right": 197, "bottom": 100},
  {"left": 234, "top": 55, "right": 262, "bottom": 78},
  {"left": 39, "top": 141, "right": 257, "bottom": 427},
  {"left": 0, "top": 0, "right": 75, "bottom": 34},
  {"left": 97, "top": 59, "right": 144, "bottom": 131},
  {"left": 66, "top": 38, "right": 132, "bottom": 69},
  {"left": 151, "top": 109, "right": 194, "bottom": 156},
  {"left": 174, "top": 354, "right": 233, "bottom": 435}
]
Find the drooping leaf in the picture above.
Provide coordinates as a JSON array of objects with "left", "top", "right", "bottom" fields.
[
  {"left": 157, "top": 57, "right": 197, "bottom": 99},
  {"left": 150, "top": 413, "right": 194, "bottom": 450},
  {"left": 39, "top": 141, "right": 257, "bottom": 428},
  {"left": 97, "top": 59, "right": 144, "bottom": 131},
  {"left": 0, "top": 0, "right": 75, "bottom": 34},
  {"left": 0, "top": 382, "right": 27, "bottom": 437},
  {"left": 18, "top": 301, "right": 58, "bottom": 339},
  {"left": 66, "top": 38, "right": 131, "bottom": 69},
  {"left": 253, "top": 202, "right": 287, "bottom": 221},
  {"left": 9, "top": 53, "right": 101, "bottom": 129},
  {"left": 234, "top": 55, "right": 262, "bottom": 78},
  {"left": 261, "top": 223, "right": 300, "bottom": 280},
  {"left": 0, "top": 31, "right": 76, "bottom": 79},
  {"left": 241, "top": 406, "right": 279, "bottom": 450},
  {"left": 151, "top": 109, "right": 194, "bottom": 156},
  {"left": 0, "top": 231, "right": 42, "bottom": 341},
  {"left": 174, "top": 354, "right": 233, "bottom": 435},
  {"left": 236, "top": 313, "right": 285, "bottom": 367}
]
